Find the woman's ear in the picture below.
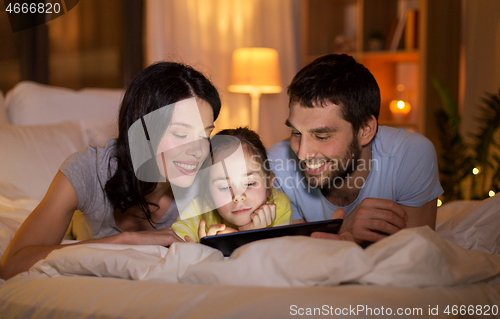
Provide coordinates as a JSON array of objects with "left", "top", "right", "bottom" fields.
[{"left": 358, "top": 115, "right": 378, "bottom": 147}]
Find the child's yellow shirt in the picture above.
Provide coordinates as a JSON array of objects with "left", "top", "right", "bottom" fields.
[{"left": 172, "top": 188, "right": 293, "bottom": 242}]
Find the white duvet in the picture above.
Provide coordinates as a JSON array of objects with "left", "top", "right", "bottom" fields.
[
  {"left": 22, "top": 227, "right": 500, "bottom": 288},
  {"left": 2, "top": 194, "right": 500, "bottom": 288}
]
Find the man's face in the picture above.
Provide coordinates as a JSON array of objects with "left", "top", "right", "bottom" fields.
[{"left": 286, "top": 101, "right": 361, "bottom": 189}]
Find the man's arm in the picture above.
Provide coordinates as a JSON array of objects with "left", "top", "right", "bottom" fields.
[
  {"left": 311, "top": 197, "right": 437, "bottom": 243},
  {"left": 402, "top": 198, "right": 437, "bottom": 230},
  {"left": 333, "top": 132, "right": 441, "bottom": 242}
]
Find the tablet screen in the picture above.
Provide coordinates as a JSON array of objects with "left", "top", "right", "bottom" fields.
[{"left": 200, "top": 219, "right": 343, "bottom": 256}]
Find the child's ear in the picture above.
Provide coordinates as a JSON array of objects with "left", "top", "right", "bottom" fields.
[{"left": 266, "top": 172, "right": 275, "bottom": 197}]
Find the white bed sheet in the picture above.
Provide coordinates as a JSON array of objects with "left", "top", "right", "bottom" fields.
[
  {"left": 0, "top": 194, "right": 499, "bottom": 318},
  {"left": 1, "top": 276, "right": 499, "bottom": 319}
]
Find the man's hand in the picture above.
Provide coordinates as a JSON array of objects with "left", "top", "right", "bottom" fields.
[
  {"left": 239, "top": 204, "right": 277, "bottom": 231},
  {"left": 310, "top": 209, "right": 354, "bottom": 241},
  {"left": 311, "top": 198, "right": 408, "bottom": 243}
]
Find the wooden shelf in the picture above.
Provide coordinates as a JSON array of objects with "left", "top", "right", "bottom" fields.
[
  {"left": 300, "top": 0, "right": 461, "bottom": 147},
  {"left": 360, "top": 50, "right": 419, "bottom": 63},
  {"left": 379, "top": 120, "right": 418, "bottom": 128}
]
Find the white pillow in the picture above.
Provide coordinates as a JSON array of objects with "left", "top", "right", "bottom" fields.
[
  {"left": 0, "top": 182, "right": 29, "bottom": 200},
  {"left": 84, "top": 122, "right": 119, "bottom": 148},
  {"left": 0, "top": 122, "right": 87, "bottom": 200},
  {"left": 0, "top": 90, "right": 7, "bottom": 125},
  {"left": 5, "top": 81, "right": 123, "bottom": 145},
  {"left": 436, "top": 194, "right": 500, "bottom": 254}
]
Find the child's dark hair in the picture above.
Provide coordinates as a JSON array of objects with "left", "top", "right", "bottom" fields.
[
  {"left": 211, "top": 127, "right": 271, "bottom": 182},
  {"left": 202, "top": 127, "right": 274, "bottom": 208}
]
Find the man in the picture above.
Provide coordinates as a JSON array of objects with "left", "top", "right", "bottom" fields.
[{"left": 267, "top": 54, "right": 443, "bottom": 243}]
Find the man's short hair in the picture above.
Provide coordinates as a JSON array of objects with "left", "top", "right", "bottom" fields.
[{"left": 287, "top": 54, "right": 380, "bottom": 133}]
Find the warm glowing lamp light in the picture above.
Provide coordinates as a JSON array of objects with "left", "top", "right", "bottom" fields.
[
  {"left": 389, "top": 100, "right": 411, "bottom": 115},
  {"left": 228, "top": 48, "right": 282, "bottom": 132},
  {"left": 389, "top": 99, "right": 411, "bottom": 122}
]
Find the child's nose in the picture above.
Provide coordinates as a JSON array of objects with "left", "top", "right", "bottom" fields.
[{"left": 233, "top": 192, "right": 247, "bottom": 202}]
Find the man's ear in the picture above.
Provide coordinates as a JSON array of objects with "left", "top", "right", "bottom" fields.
[
  {"left": 266, "top": 172, "right": 275, "bottom": 197},
  {"left": 358, "top": 115, "right": 378, "bottom": 147}
]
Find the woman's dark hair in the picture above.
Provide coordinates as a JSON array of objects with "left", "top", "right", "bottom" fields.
[
  {"left": 287, "top": 54, "right": 380, "bottom": 133},
  {"left": 105, "top": 61, "right": 221, "bottom": 226}
]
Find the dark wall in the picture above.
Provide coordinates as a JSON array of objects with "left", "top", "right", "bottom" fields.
[{"left": 0, "top": 0, "right": 143, "bottom": 93}]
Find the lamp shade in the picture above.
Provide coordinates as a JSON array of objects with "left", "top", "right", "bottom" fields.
[{"left": 228, "top": 48, "right": 282, "bottom": 94}]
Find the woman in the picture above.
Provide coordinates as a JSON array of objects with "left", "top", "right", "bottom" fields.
[{"left": 0, "top": 62, "right": 221, "bottom": 280}]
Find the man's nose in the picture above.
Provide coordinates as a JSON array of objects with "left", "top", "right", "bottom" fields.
[{"left": 296, "top": 136, "right": 316, "bottom": 160}]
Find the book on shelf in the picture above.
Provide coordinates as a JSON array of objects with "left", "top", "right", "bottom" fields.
[
  {"left": 405, "top": 9, "right": 419, "bottom": 50},
  {"left": 388, "top": 10, "right": 406, "bottom": 51},
  {"left": 388, "top": 0, "right": 419, "bottom": 51},
  {"left": 384, "top": 18, "right": 398, "bottom": 50}
]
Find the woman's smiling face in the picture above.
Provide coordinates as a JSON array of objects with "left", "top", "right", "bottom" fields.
[{"left": 155, "top": 98, "right": 214, "bottom": 188}]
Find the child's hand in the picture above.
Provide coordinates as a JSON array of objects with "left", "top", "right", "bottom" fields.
[
  {"left": 198, "top": 220, "right": 238, "bottom": 241},
  {"left": 239, "top": 203, "right": 276, "bottom": 231}
]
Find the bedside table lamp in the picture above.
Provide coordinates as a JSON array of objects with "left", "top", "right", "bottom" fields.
[
  {"left": 390, "top": 99, "right": 411, "bottom": 114},
  {"left": 228, "top": 48, "right": 282, "bottom": 132},
  {"left": 389, "top": 84, "right": 412, "bottom": 122}
]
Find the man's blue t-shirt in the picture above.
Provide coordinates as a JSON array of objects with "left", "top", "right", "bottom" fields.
[{"left": 267, "top": 126, "right": 444, "bottom": 221}]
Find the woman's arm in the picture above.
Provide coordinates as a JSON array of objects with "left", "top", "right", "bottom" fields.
[
  {"left": 0, "top": 171, "right": 181, "bottom": 280},
  {"left": 0, "top": 171, "right": 80, "bottom": 279}
]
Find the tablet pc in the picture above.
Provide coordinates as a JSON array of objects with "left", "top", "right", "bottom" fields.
[{"left": 199, "top": 219, "right": 343, "bottom": 257}]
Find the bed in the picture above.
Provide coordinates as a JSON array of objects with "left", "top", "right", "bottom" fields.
[{"left": 0, "top": 82, "right": 499, "bottom": 318}]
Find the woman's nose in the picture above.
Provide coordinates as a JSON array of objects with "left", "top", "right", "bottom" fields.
[{"left": 186, "top": 138, "right": 207, "bottom": 158}]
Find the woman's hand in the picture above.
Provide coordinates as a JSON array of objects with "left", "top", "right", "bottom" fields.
[
  {"left": 197, "top": 220, "right": 237, "bottom": 241},
  {"left": 239, "top": 203, "right": 276, "bottom": 231},
  {"left": 127, "top": 227, "right": 183, "bottom": 247}
]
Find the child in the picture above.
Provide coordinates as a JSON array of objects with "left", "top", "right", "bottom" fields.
[{"left": 172, "top": 127, "right": 292, "bottom": 242}]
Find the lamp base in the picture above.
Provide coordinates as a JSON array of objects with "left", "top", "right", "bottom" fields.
[
  {"left": 391, "top": 113, "right": 409, "bottom": 123},
  {"left": 249, "top": 91, "right": 262, "bottom": 132}
]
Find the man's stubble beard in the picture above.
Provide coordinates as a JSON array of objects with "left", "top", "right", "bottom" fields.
[{"left": 303, "top": 135, "right": 361, "bottom": 189}]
